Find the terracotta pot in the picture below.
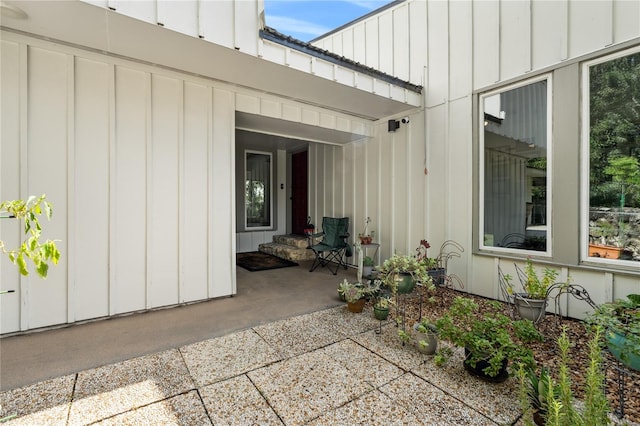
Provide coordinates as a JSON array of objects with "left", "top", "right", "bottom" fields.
[
  {"left": 347, "top": 298, "right": 366, "bottom": 313},
  {"left": 359, "top": 235, "right": 373, "bottom": 245},
  {"left": 588, "top": 243, "right": 623, "bottom": 259}
]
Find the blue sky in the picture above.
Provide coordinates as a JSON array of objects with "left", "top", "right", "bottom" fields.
[{"left": 264, "top": 0, "right": 393, "bottom": 42}]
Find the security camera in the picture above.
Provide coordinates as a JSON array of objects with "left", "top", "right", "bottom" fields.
[{"left": 401, "top": 117, "right": 410, "bottom": 124}]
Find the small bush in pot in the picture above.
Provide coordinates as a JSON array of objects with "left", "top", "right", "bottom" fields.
[{"left": 435, "top": 296, "right": 542, "bottom": 380}]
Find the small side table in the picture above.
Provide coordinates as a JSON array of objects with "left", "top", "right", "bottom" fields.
[{"left": 359, "top": 243, "right": 380, "bottom": 265}]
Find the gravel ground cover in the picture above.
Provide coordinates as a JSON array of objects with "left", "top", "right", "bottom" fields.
[{"left": 386, "top": 285, "right": 640, "bottom": 424}]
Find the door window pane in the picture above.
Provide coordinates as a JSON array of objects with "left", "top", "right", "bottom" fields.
[
  {"left": 585, "top": 49, "right": 640, "bottom": 263},
  {"left": 481, "top": 78, "right": 551, "bottom": 253},
  {"left": 245, "top": 151, "right": 272, "bottom": 229}
]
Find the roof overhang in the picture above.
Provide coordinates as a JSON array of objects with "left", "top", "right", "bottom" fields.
[{"left": 0, "top": 0, "right": 421, "bottom": 121}]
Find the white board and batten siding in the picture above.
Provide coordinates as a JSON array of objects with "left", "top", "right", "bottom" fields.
[
  {"left": 313, "top": 0, "right": 640, "bottom": 311},
  {"left": 0, "top": 33, "right": 236, "bottom": 333},
  {"left": 82, "top": 0, "right": 261, "bottom": 54}
]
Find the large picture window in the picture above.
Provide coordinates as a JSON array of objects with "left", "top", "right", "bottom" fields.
[
  {"left": 480, "top": 77, "right": 552, "bottom": 254},
  {"left": 583, "top": 48, "right": 640, "bottom": 264},
  {"left": 245, "top": 150, "right": 272, "bottom": 229}
]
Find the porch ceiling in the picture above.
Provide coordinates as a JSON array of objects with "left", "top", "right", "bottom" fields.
[{"left": 0, "top": 0, "right": 417, "bottom": 121}]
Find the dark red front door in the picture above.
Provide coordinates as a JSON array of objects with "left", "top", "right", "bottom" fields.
[{"left": 291, "top": 151, "right": 308, "bottom": 235}]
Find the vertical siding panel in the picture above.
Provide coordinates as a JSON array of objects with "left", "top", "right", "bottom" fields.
[
  {"left": 531, "top": 1, "right": 568, "bottom": 70},
  {"left": 393, "top": 5, "right": 410, "bottom": 81},
  {"left": 353, "top": 143, "right": 366, "bottom": 241},
  {"left": 500, "top": 0, "right": 531, "bottom": 79},
  {"left": 157, "top": 0, "right": 197, "bottom": 36},
  {"left": 211, "top": 88, "right": 235, "bottom": 297},
  {"left": 378, "top": 125, "right": 393, "bottom": 258},
  {"left": 182, "top": 82, "right": 209, "bottom": 302},
  {"left": 472, "top": 1, "right": 500, "bottom": 89},
  {"left": 74, "top": 57, "right": 110, "bottom": 321},
  {"left": 108, "top": 0, "right": 156, "bottom": 24},
  {"left": 448, "top": 97, "right": 472, "bottom": 282},
  {"left": 148, "top": 75, "right": 180, "bottom": 308},
  {"left": 199, "top": 0, "right": 233, "bottom": 47},
  {"left": 365, "top": 19, "right": 380, "bottom": 70},
  {"left": 334, "top": 145, "right": 345, "bottom": 215},
  {"left": 113, "top": 66, "right": 147, "bottom": 314},
  {"left": 378, "top": 13, "right": 394, "bottom": 76},
  {"left": 426, "top": 105, "right": 447, "bottom": 246},
  {"left": 343, "top": 144, "right": 356, "bottom": 239},
  {"left": 409, "top": 0, "right": 427, "bottom": 86},
  {"left": 343, "top": 30, "right": 354, "bottom": 60},
  {"left": 569, "top": 0, "right": 612, "bottom": 57},
  {"left": 366, "top": 138, "right": 380, "bottom": 261},
  {"left": 427, "top": 0, "right": 449, "bottom": 107},
  {"left": 408, "top": 113, "right": 425, "bottom": 245},
  {"left": 26, "top": 47, "right": 69, "bottom": 328},
  {"left": 234, "top": 0, "right": 258, "bottom": 55},
  {"left": 353, "top": 24, "right": 366, "bottom": 65},
  {"left": 316, "top": 145, "right": 326, "bottom": 216},
  {"left": 0, "top": 40, "right": 22, "bottom": 333},
  {"left": 613, "top": 0, "right": 640, "bottom": 43},
  {"left": 449, "top": 0, "right": 472, "bottom": 100}
]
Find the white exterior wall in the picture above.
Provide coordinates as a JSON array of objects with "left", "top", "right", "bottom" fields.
[
  {"left": 313, "top": 0, "right": 640, "bottom": 316},
  {"left": 0, "top": 30, "right": 375, "bottom": 333},
  {"left": 0, "top": 33, "right": 236, "bottom": 332}
]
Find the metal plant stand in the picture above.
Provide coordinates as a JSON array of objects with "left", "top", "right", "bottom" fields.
[{"left": 606, "top": 358, "right": 639, "bottom": 419}]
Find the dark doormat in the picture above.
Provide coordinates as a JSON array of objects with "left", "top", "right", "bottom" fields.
[{"left": 236, "top": 251, "right": 299, "bottom": 272}]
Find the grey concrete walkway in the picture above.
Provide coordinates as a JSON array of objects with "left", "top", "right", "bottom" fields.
[
  {"left": 0, "top": 260, "right": 351, "bottom": 391},
  {"left": 1, "top": 298, "right": 522, "bottom": 425}
]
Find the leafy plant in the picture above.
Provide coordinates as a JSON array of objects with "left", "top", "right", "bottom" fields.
[
  {"left": 518, "top": 326, "right": 610, "bottom": 426},
  {"left": 374, "top": 296, "right": 392, "bottom": 310},
  {"left": 435, "top": 296, "right": 542, "bottom": 377},
  {"left": 378, "top": 253, "right": 433, "bottom": 295},
  {"left": 337, "top": 279, "right": 374, "bottom": 304},
  {"left": 363, "top": 256, "right": 374, "bottom": 267},
  {"left": 588, "top": 294, "right": 640, "bottom": 368},
  {"left": 504, "top": 258, "right": 561, "bottom": 300},
  {"left": 0, "top": 195, "right": 61, "bottom": 278}
]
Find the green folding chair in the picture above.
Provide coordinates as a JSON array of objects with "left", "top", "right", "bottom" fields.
[{"left": 308, "top": 217, "right": 352, "bottom": 275}]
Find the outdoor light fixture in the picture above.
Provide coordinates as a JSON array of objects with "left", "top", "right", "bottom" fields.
[{"left": 388, "top": 119, "right": 400, "bottom": 132}]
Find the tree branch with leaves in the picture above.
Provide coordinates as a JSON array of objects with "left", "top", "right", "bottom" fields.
[{"left": 0, "top": 194, "right": 61, "bottom": 278}]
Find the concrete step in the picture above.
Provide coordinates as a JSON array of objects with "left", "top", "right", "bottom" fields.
[
  {"left": 259, "top": 242, "right": 316, "bottom": 262},
  {"left": 272, "top": 234, "right": 310, "bottom": 249}
]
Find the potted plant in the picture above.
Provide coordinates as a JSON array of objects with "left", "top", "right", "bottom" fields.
[
  {"left": 377, "top": 253, "right": 432, "bottom": 295},
  {"left": 338, "top": 279, "right": 368, "bottom": 313},
  {"left": 362, "top": 256, "right": 375, "bottom": 277},
  {"left": 589, "top": 294, "right": 640, "bottom": 372},
  {"left": 415, "top": 239, "right": 464, "bottom": 287},
  {"left": 519, "top": 367, "right": 556, "bottom": 425},
  {"left": 358, "top": 217, "right": 374, "bottom": 245},
  {"left": 413, "top": 318, "right": 438, "bottom": 355},
  {"left": 504, "top": 258, "right": 562, "bottom": 323},
  {"left": 373, "top": 296, "right": 391, "bottom": 320},
  {"left": 435, "top": 296, "right": 542, "bottom": 381}
]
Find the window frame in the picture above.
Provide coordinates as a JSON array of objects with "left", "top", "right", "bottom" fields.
[
  {"left": 244, "top": 149, "right": 273, "bottom": 231},
  {"left": 580, "top": 46, "right": 640, "bottom": 267},
  {"left": 478, "top": 74, "right": 554, "bottom": 257}
]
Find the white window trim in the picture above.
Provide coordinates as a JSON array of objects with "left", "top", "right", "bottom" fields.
[
  {"left": 479, "top": 74, "right": 553, "bottom": 257},
  {"left": 580, "top": 46, "right": 640, "bottom": 266},
  {"left": 244, "top": 149, "right": 273, "bottom": 231}
]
